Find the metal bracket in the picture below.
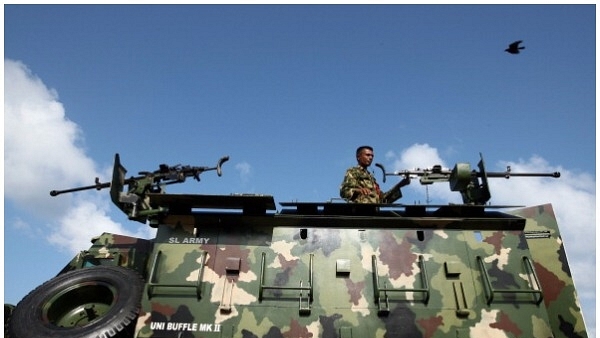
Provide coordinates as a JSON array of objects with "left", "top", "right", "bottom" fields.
[
  {"left": 147, "top": 250, "right": 205, "bottom": 299},
  {"left": 220, "top": 278, "right": 234, "bottom": 313},
  {"left": 77, "top": 250, "right": 122, "bottom": 268},
  {"left": 453, "top": 282, "right": 470, "bottom": 317},
  {"left": 476, "top": 255, "right": 543, "bottom": 305},
  {"left": 259, "top": 252, "right": 314, "bottom": 315},
  {"left": 372, "top": 254, "right": 430, "bottom": 315}
]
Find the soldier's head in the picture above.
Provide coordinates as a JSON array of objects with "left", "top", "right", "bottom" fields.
[{"left": 356, "top": 146, "right": 374, "bottom": 168}]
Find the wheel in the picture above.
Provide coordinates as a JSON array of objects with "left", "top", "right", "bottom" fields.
[
  {"left": 8, "top": 266, "right": 144, "bottom": 338},
  {"left": 5, "top": 304, "right": 15, "bottom": 337}
]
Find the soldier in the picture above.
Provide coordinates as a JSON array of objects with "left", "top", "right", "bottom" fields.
[{"left": 340, "top": 145, "right": 410, "bottom": 203}]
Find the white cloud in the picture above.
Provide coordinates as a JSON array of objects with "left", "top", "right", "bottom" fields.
[
  {"left": 48, "top": 195, "right": 144, "bottom": 253},
  {"left": 235, "top": 161, "right": 252, "bottom": 182},
  {"left": 4, "top": 60, "right": 96, "bottom": 205},
  {"left": 4, "top": 59, "right": 153, "bottom": 254},
  {"left": 384, "top": 143, "right": 455, "bottom": 204},
  {"left": 9, "top": 217, "right": 36, "bottom": 238},
  {"left": 387, "top": 143, "right": 447, "bottom": 170}
]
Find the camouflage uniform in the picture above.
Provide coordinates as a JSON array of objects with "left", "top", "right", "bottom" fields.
[{"left": 340, "top": 166, "right": 401, "bottom": 203}]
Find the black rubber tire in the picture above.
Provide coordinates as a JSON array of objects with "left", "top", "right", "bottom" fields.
[
  {"left": 8, "top": 266, "right": 144, "bottom": 338},
  {"left": 4, "top": 304, "right": 15, "bottom": 338}
]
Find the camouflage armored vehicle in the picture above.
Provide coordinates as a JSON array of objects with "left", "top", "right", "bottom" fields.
[{"left": 5, "top": 153, "right": 588, "bottom": 338}]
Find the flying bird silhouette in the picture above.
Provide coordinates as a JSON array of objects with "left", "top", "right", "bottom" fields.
[{"left": 505, "top": 40, "right": 525, "bottom": 54}]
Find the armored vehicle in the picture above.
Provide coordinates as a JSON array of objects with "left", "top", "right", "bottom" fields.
[{"left": 5, "top": 153, "right": 588, "bottom": 338}]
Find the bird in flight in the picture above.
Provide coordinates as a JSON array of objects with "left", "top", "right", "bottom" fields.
[{"left": 505, "top": 40, "right": 525, "bottom": 54}]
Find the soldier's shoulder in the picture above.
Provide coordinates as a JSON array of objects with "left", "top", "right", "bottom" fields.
[
  {"left": 344, "top": 166, "right": 362, "bottom": 175},
  {"left": 346, "top": 165, "right": 362, "bottom": 171}
]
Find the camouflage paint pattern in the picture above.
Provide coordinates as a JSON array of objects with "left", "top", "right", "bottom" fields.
[
  {"left": 509, "top": 204, "right": 588, "bottom": 338},
  {"left": 56, "top": 232, "right": 153, "bottom": 275},
  {"left": 340, "top": 166, "right": 401, "bottom": 203},
  {"left": 123, "top": 197, "right": 587, "bottom": 338}
]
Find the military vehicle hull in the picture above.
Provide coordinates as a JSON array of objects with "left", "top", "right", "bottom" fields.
[{"left": 7, "top": 194, "right": 587, "bottom": 338}]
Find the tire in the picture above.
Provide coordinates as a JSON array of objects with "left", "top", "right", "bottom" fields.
[
  {"left": 8, "top": 266, "right": 144, "bottom": 338},
  {"left": 5, "top": 304, "right": 15, "bottom": 338}
]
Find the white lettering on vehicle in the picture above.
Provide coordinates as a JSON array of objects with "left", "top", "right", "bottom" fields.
[
  {"left": 167, "top": 237, "right": 210, "bottom": 244},
  {"left": 150, "top": 321, "right": 221, "bottom": 332}
]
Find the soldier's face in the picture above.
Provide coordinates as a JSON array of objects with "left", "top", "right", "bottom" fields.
[{"left": 357, "top": 149, "right": 374, "bottom": 167}]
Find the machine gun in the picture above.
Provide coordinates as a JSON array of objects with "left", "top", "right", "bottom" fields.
[
  {"left": 50, "top": 153, "right": 229, "bottom": 223},
  {"left": 375, "top": 153, "right": 560, "bottom": 205}
]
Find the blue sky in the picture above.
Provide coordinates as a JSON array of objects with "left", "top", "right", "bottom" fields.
[{"left": 4, "top": 4, "right": 596, "bottom": 335}]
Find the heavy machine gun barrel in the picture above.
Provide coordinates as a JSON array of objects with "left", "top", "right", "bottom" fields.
[
  {"left": 375, "top": 153, "right": 560, "bottom": 205},
  {"left": 483, "top": 171, "right": 560, "bottom": 178},
  {"left": 375, "top": 164, "right": 560, "bottom": 183},
  {"left": 50, "top": 155, "right": 229, "bottom": 197},
  {"left": 49, "top": 154, "right": 229, "bottom": 223},
  {"left": 50, "top": 178, "right": 110, "bottom": 196}
]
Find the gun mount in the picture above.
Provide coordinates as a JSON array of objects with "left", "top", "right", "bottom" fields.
[
  {"left": 50, "top": 154, "right": 229, "bottom": 223},
  {"left": 376, "top": 153, "right": 560, "bottom": 205}
]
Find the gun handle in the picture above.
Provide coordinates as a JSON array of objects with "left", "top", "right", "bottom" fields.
[
  {"left": 375, "top": 163, "right": 386, "bottom": 183},
  {"left": 217, "top": 156, "right": 230, "bottom": 176}
]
